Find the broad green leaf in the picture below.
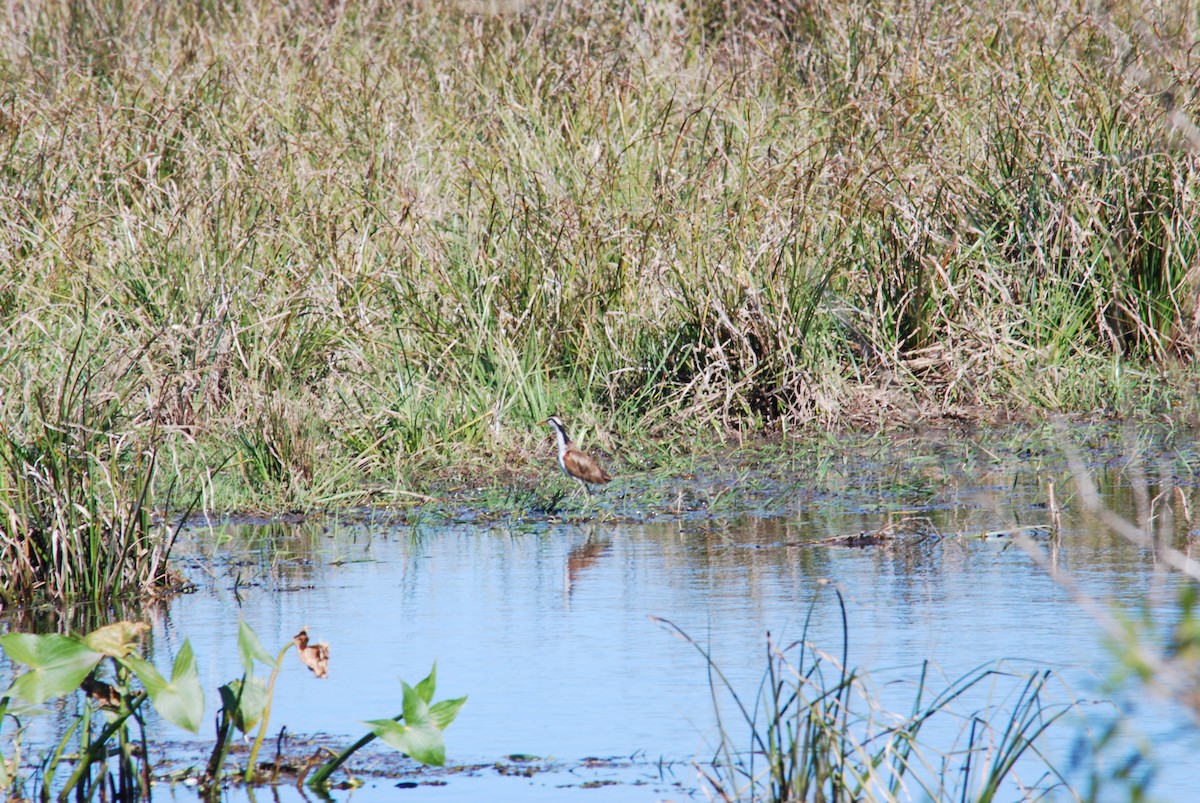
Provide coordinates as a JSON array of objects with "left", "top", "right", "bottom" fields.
[
  {"left": 0, "top": 697, "right": 45, "bottom": 718},
  {"left": 429, "top": 696, "right": 467, "bottom": 730},
  {"left": 0, "top": 633, "right": 103, "bottom": 704},
  {"left": 237, "top": 621, "right": 274, "bottom": 675},
  {"left": 84, "top": 622, "right": 150, "bottom": 658},
  {"left": 219, "top": 676, "right": 270, "bottom": 733},
  {"left": 401, "top": 680, "right": 431, "bottom": 727},
  {"left": 414, "top": 663, "right": 436, "bottom": 704},
  {"left": 126, "top": 655, "right": 167, "bottom": 693},
  {"left": 125, "top": 641, "right": 204, "bottom": 733},
  {"left": 366, "top": 718, "right": 445, "bottom": 767}
]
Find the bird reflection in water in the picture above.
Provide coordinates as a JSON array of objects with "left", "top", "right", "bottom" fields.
[{"left": 564, "top": 527, "right": 611, "bottom": 602}]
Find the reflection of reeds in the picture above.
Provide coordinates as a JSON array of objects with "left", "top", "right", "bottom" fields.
[
  {"left": 1015, "top": 427, "right": 1200, "bottom": 729},
  {"left": 1, "top": 595, "right": 168, "bottom": 636},
  {"left": 655, "top": 584, "right": 1074, "bottom": 802}
]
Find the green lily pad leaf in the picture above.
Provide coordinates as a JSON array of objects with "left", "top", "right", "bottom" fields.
[
  {"left": 366, "top": 717, "right": 445, "bottom": 767},
  {"left": 84, "top": 622, "right": 150, "bottom": 658},
  {"left": 237, "top": 621, "right": 274, "bottom": 675},
  {"left": 0, "top": 633, "right": 103, "bottom": 704},
  {"left": 429, "top": 696, "right": 467, "bottom": 731},
  {"left": 219, "top": 676, "right": 270, "bottom": 734},
  {"left": 125, "top": 641, "right": 203, "bottom": 732}
]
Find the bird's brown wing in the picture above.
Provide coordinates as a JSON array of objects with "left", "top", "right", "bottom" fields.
[{"left": 564, "top": 447, "right": 612, "bottom": 485}]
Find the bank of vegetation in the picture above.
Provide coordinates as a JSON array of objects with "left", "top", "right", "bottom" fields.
[{"left": 1, "top": 0, "right": 1198, "bottom": 551}]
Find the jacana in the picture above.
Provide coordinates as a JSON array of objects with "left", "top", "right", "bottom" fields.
[{"left": 541, "top": 415, "right": 612, "bottom": 495}]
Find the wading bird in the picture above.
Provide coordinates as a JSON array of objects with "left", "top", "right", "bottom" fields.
[{"left": 541, "top": 415, "right": 612, "bottom": 495}]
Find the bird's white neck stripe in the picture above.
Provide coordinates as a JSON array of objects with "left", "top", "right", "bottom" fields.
[{"left": 549, "top": 423, "right": 570, "bottom": 457}]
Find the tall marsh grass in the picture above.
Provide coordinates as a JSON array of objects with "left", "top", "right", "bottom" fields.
[
  {"left": 1, "top": 0, "right": 1198, "bottom": 510},
  {"left": 0, "top": 331, "right": 190, "bottom": 604}
]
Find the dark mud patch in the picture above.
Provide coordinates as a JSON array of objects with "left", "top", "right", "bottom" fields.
[{"left": 148, "top": 737, "right": 692, "bottom": 799}]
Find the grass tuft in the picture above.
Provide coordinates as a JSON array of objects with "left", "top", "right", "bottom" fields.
[
  {"left": 0, "top": 328, "right": 190, "bottom": 605},
  {"left": 656, "top": 584, "right": 1076, "bottom": 801}
]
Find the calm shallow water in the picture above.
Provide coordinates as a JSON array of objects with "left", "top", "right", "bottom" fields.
[{"left": 4, "top": 437, "right": 1200, "bottom": 800}]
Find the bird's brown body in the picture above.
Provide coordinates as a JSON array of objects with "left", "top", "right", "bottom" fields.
[{"left": 541, "top": 415, "right": 612, "bottom": 494}]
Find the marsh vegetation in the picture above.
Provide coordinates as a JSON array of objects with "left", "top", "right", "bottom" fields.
[
  {"left": 0, "top": 429, "right": 1195, "bottom": 800},
  {"left": 2, "top": 0, "right": 1200, "bottom": 799},
  {"left": 2, "top": 0, "right": 1199, "bottom": 521}
]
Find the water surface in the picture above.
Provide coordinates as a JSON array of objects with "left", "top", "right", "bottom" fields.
[{"left": 4, "top": 435, "right": 1199, "bottom": 800}]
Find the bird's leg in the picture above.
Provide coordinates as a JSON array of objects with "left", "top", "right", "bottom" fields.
[{"left": 577, "top": 478, "right": 591, "bottom": 496}]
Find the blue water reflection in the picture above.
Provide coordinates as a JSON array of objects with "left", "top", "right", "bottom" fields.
[{"left": 3, "top": 472, "right": 1197, "bottom": 800}]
